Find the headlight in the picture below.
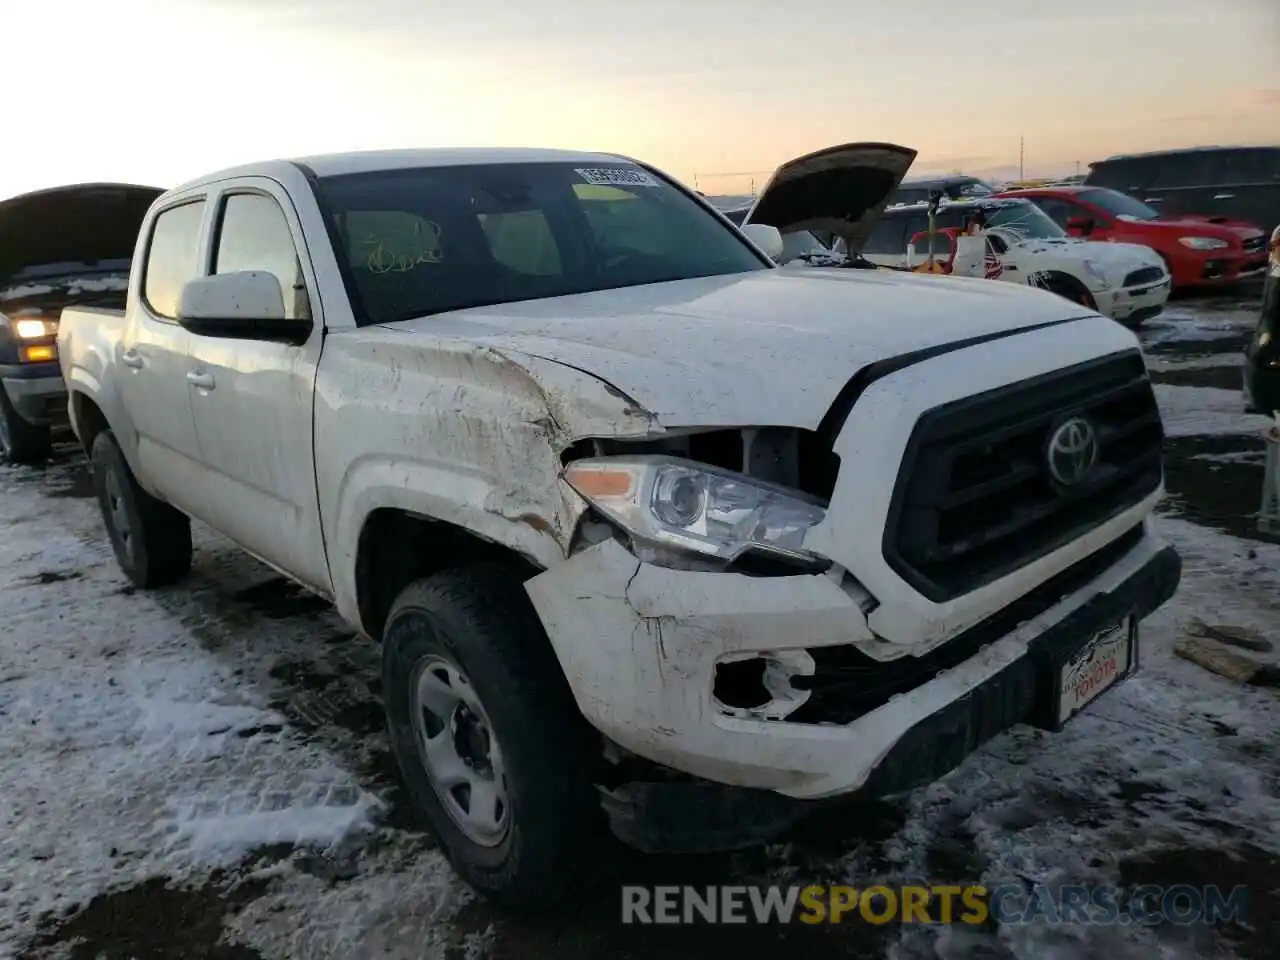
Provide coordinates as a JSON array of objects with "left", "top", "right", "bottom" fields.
[
  {"left": 1082, "top": 259, "right": 1113, "bottom": 289},
  {"left": 1178, "top": 236, "right": 1228, "bottom": 251},
  {"left": 15, "top": 318, "right": 55, "bottom": 339},
  {"left": 563, "top": 455, "right": 827, "bottom": 567}
]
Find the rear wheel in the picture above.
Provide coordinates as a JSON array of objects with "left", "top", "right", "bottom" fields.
[
  {"left": 382, "top": 564, "right": 604, "bottom": 909},
  {"left": 0, "top": 387, "right": 52, "bottom": 465},
  {"left": 91, "top": 430, "right": 192, "bottom": 588}
]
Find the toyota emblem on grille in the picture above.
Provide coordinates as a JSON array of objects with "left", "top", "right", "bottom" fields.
[{"left": 1046, "top": 416, "right": 1099, "bottom": 487}]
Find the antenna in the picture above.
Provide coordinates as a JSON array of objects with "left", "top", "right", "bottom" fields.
[{"left": 1019, "top": 137, "right": 1025, "bottom": 180}]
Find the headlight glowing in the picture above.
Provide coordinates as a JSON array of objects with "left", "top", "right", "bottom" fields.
[
  {"left": 14, "top": 318, "right": 54, "bottom": 339},
  {"left": 564, "top": 455, "right": 828, "bottom": 567},
  {"left": 1177, "top": 236, "right": 1228, "bottom": 251}
]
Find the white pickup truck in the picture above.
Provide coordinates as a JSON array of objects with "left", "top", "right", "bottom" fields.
[{"left": 58, "top": 143, "right": 1181, "bottom": 907}]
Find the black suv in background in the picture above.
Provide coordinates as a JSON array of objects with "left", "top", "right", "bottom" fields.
[
  {"left": 1245, "top": 227, "right": 1280, "bottom": 417},
  {"left": 1085, "top": 145, "right": 1280, "bottom": 234}
]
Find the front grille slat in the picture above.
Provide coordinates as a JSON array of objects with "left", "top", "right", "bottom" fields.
[{"left": 883, "top": 350, "right": 1163, "bottom": 602}]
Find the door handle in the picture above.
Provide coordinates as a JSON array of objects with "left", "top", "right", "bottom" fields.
[
  {"left": 121, "top": 350, "right": 144, "bottom": 370},
  {"left": 1212, "top": 193, "right": 1236, "bottom": 201},
  {"left": 1143, "top": 197, "right": 1162, "bottom": 203},
  {"left": 186, "top": 371, "right": 216, "bottom": 391}
]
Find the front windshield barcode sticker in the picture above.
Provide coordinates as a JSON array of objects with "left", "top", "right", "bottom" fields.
[{"left": 575, "top": 167, "right": 660, "bottom": 188}]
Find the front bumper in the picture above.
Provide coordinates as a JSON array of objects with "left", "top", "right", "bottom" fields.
[
  {"left": 525, "top": 521, "right": 1180, "bottom": 815},
  {"left": 1094, "top": 278, "right": 1170, "bottom": 325},
  {"left": 1181, "top": 255, "right": 1268, "bottom": 286},
  {"left": 0, "top": 362, "right": 68, "bottom": 427}
]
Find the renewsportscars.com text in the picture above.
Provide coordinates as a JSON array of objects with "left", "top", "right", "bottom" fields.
[{"left": 621, "top": 884, "right": 1249, "bottom": 926}]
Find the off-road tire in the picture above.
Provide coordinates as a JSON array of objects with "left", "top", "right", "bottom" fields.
[
  {"left": 0, "top": 386, "right": 52, "bottom": 465},
  {"left": 382, "top": 564, "right": 604, "bottom": 910},
  {"left": 91, "top": 430, "right": 192, "bottom": 588}
]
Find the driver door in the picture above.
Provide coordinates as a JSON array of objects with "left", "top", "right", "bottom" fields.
[{"left": 182, "top": 180, "right": 330, "bottom": 594}]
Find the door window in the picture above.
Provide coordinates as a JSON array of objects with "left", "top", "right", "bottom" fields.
[
  {"left": 1086, "top": 157, "right": 1157, "bottom": 193},
  {"left": 142, "top": 200, "right": 207, "bottom": 319},
  {"left": 1031, "top": 197, "right": 1075, "bottom": 229},
  {"left": 863, "top": 217, "right": 907, "bottom": 254},
  {"left": 213, "top": 193, "right": 308, "bottom": 320}
]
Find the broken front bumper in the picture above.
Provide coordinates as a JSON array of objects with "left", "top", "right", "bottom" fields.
[
  {"left": 1094, "top": 279, "right": 1169, "bottom": 326},
  {"left": 525, "top": 523, "right": 1180, "bottom": 848}
]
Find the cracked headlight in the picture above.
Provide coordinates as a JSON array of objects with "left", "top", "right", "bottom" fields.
[{"left": 564, "top": 455, "right": 827, "bottom": 566}]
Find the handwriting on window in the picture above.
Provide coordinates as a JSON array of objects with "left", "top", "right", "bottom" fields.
[{"left": 361, "top": 220, "right": 444, "bottom": 274}]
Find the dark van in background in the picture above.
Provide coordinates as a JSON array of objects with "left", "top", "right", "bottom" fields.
[
  {"left": 0, "top": 183, "right": 162, "bottom": 463},
  {"left": 1085, "top": 145, "right": 1280, "bottom": 236}
]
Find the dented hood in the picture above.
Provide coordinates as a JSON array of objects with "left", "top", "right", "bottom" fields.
[
  {"left": 0, "top": 182, "right": 163, "bottom": 284},
  {"left": 742, "top": 142, "right": 918, "bottom": 253},
  {"left": 382, "top": 269, "right": 1092, "bottom": 430}
]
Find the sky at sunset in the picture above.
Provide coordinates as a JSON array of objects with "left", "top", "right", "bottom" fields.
[{"left": 5, "top": 0, "right": 1278, "bottom": 199}]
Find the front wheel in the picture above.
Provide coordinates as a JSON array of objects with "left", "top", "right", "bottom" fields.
[
  {"left": 382, "top": 565, "right": 604, "bottom": 909},
  {"left": 91, "top": 430, "right": 192, "bottom": 588},
  {"left": 0, "top": 386, "right": 52, "bottom": 465}
]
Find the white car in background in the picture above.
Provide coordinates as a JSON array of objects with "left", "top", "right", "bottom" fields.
[{"left": 729, "top": 152, "right": 1173, "bottom": 328}]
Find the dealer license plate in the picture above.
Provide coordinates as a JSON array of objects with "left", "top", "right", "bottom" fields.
[{"left": 1057, "top": 619, "right": 1134, "bottom": 725}]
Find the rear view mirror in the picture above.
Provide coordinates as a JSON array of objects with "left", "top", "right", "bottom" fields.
[
  {"left": 742, "top": 223, "right": 785, "bottom": 261},
  {"left": 177, "top": 271, "right": 311, "bottom": 345}
]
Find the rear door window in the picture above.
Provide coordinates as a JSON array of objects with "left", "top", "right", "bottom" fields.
[
  {"left": 142, "top": 200, "right": 207, "bottom": 319},
  {"left": 1222, "top": 147, "right": 1280, "bottom": 185},
  {"left": 1152, "top": 152, "right": 1218, "bottom": 189}
]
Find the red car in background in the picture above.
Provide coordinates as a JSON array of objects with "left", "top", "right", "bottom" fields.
[{"left": 996, "top": 186, "right": 1268, "bottom": 290}]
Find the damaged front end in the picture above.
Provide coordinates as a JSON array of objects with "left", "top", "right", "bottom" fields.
[{"left": 526, "top": 422, "right": 903, "bottom": 850}]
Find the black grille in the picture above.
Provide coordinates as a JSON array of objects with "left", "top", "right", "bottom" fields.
[
  {"left": 1122, "top": 266, "right": 1165, "bottom": 288},
  {"left": 883, "top": 350, "right": 1163, "bottom": 602},
  {"left": 1243, "top": 235, "right": 1266, "bottom": 254},
  {"left": 790, "top": 524, "right": 1143, "bottom": 726}
]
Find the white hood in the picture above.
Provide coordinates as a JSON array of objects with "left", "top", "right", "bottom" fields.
[{"left": 381, "top": 269, "right": 1095, "bottom": 429}]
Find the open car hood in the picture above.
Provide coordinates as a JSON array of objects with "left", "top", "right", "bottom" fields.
[
  {"left": 0, "top": 182, "right": 163, "bottom": 285},
  {"left": 742, "top": 142, "right": 917, "bottom": 254}
]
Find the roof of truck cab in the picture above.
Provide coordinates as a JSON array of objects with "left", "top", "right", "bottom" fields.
[{"left": 171, "top": 147, "right": 635, "bottom": 191}]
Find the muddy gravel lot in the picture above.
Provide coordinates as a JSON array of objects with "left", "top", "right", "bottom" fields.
[{"left": 2, "top": 293, "right": 1279, "bottom": 960}]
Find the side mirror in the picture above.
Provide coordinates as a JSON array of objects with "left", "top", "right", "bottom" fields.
[
  {"left": 1270, "top": 225, "right": 1280, "bottom": 267},
  {"left": 177, "top": 271, "right": 311, "bottom": 345},
  {"left": 741, "top": 223, "right": 785, "bottom": 261},
  {"left": 1066, "top": 216, "right": 1095, "bottom": 235}
]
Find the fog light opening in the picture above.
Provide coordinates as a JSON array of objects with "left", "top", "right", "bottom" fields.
[{"left": 712, "top": 651, "right": 813, "bottom": 721}]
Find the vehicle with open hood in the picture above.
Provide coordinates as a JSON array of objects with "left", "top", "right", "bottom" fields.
[
  {"left": 0, "top": 182, "right": 163, "bottom": 462},
  {"left": 58, "top": 145, "right": 1179, "bottom": 909}
]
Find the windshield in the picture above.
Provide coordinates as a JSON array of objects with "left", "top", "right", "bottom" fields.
[
  {"left": 1076, "top": 188, "right": 1159, "bottom": 221},
  {"left": 951, "top": 179, "right": 995, "bottom": 197},
  {"left": 983, "top": 201, "right": 1066, "bottom": 240},
  {"left": 313, "top": 162, "right": 769, "bottom": 325}
]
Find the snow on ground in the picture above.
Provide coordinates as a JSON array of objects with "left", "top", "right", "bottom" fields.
[
  {"left": 3, "top": 295, "right": 1278, "bottom": 959},
  {"left": 1155, "top": 385, "right": 1273, "bottom": 438}
]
